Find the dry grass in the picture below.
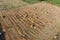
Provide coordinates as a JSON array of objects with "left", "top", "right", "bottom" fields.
[
  {"left": 0, "top": 2, "right": 60, "bottom": 40},
  {"left": 0, "top": 0, "right": 28, "bottom": 9}
]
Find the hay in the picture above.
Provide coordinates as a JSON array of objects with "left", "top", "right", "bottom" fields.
[{"left": 0, "top": 2, "right": 60, "bottom": 40}]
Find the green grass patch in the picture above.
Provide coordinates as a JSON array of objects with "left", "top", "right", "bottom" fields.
[
  {"left": 23, "top": 0, "right": 60, "bottom": 6},
  {"left": 23, "top": 0, "right": 41, "bottom": 4},
  {"left": 47, "top": 0, "right": 60, "bottom": 6}
]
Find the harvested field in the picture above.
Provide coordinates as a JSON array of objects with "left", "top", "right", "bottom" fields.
[{"left": 0, "top": 2, "right": 60, "bottom": 40}]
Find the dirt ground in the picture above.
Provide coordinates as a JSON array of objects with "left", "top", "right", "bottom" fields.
[{"left": 0, "top": 2, "right": 60, "bottom": 40}]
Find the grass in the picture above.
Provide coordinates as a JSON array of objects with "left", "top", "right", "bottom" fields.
[
  {"left": 0, "top": 0, "right": 28, "bottom": 9},
  {"left": 47, "top": 0, "right": 60, "bottom": 6},
  {"left": 23, "top": 0, "right": 40, "bottom": 4},
  {"left": 23, "top": 0, "right": 60, "bottom": 6}
]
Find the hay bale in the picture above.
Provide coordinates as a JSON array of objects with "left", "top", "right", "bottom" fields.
[{"left": 0, "top": 2, "right": 60, "bottom": 40}]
